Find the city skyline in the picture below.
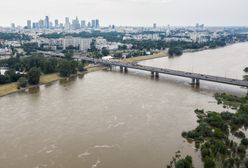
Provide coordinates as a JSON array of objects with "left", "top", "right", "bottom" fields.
[{"left": 1, "top": 0, "right": 248, "bottom": 27}]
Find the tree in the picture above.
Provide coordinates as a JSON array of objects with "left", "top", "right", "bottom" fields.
[
  {"left": 28, "top": 67, "right": 41, "bottom": 85},
  {"left": 22, "top": 42, "right": 39, "bottom": 54},
  {"left": 17, "top": 77, "right": 28, "bottom": 88},
  {"left": 0, "top": 75, "right": 10, "bottom": 84},
  {"left": 63, "top": 50, "right": 74, "bottom": 60},
  {"left": 43, "top": 59, "right": 57, "bottom": 74},
  {"left": 203, "top": 157, "right": 215, "bottom": 168},
  {"left": 5, "top": 69, "right": 20, "bottom": 82},
  {"left": 175, "top": 155, "right": 194, "bottom": 168},
  {"left": 101, "top": 47, "right": 110, "bottom": 56},
  {"left": 168, "top": 47, "right": 183, "bottom": 56},
  {"left": 113, "top": 52, "right": 123, "bottom": 58},
  {"left": 78, "top": 63, "right": 85, "bottom": 72},
  {"left": 59, "top": 60, "right": 72, "bottom": 77}
]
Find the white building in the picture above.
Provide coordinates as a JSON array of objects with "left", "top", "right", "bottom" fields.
[
  {"left": 63, "top": 37, "right": 92, "bottom": 51},
  {"left": 80, "top": 38, "right": 92, "bottom": 51}
]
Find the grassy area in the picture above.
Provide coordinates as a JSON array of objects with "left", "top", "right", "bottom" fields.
[
  {"left": 121, "top": 51, "right": 167, "bottom": 63},
  {"left": 85, "top": 65, "right": 107, "bottom": 73},
  {"left": 0, "top": 83, "right": 18, "bottom": 97},
  {"left": 40, "top": 73, "right": 60, "bottom": 84},
  {"left": 0, "top": 73, "right": 61, "bottom": 97}
]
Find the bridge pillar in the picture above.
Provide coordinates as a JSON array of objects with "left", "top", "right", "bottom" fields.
[
  {"left": 124, "top": 67, "right": 128, "bottom": 73},
  {"left": 191, "top": 78, "right": 196, "bottom": 85},
  {"left": 155, "top": 72, "right": 159, "bottom": 78},
  {"left": 120, "top": 66, "right": 123, "bottom": 72},
  {"left": 151, "top": 71, "right": 155, "bottom": 78},
  {"left": 196, "top": 79, "right": 200, "bottom": 86}
]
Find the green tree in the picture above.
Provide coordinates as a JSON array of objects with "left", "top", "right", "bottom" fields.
[
  {"left": 43, "top": 59, "right": 57, "bottom": 74},
  {"left": 59, "top": 60, "right": 72, "bottom": 77},
  {"left": 78, "top": 63, "right": 85, "bottom": 72},
  {"left": 5, "top": 69, "right": 20, "bottom": 82},
  {"left": 64, "top": 50, "right": 74, "bottom": 60},
  {"left": 28, "top": 67, "right": 41, "bottom": 85},
  {"left": 168, "top": 47, "right": 183, "bottom": 56},
  {"left": 203, "top": 157, "right": 215, "bottom": 168},
  {"left": 101, "top": 47, "right": 110, "bottom": 56},
  {"left": 175, "top": 155, "right": 194, "bottom": 168},
  {"left": 17, "top": 77, "right": 28, "bottom": 88}
]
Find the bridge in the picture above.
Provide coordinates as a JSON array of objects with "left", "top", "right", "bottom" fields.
[{"left": 76, "top": 56, "right": 248, "bottom": 89}]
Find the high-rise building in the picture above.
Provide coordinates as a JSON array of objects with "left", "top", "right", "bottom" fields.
[
  {"left": 27, "top": 20, "right": 32, "bottom": 29},
  {"left": 65, "top": 17, "right": 70, "bottom": 30},
  {"left": 45, "top": 16, "right": 50, "bottom": 29},
  {"left": 91, "top": 20, "right": 96, "bottom": 28},
  {"left": 11, "top": 23, "right": 15, "bottom": 29},
  {"left": 39, "top": 20, "right": 44, "bottom": 29},
  {"left": 72, "top": 17, "right": 80, "bottom": 29},
  {"left": 153, "top": 23, "right": 157, "bottom": 29},
  {"left": 87, "top": 22, "right": 91, "bottom": 28},
  {"left": 55, "top": 19, "right": 59, "bottom": 28},
  {"left": 80, "top": 38, "right": 92, "bottom": 51},
  {"left": 81, "top": 20, "right": 86, "bottom": 28},
  {"left": 96, "top": 19, "right": 100, "bottom": 28}
]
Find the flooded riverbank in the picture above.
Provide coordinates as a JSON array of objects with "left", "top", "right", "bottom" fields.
[{"left": 0, "top": 43, "right": 247, "bottom": 168}]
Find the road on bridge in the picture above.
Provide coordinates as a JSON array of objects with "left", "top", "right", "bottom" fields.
[{"left": 75, "top": 56, "right": 248, "bottom": 89}]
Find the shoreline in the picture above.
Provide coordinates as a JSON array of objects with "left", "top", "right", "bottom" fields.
[{"left": 0, "top": 51, "right": 167, "bottom": 97}]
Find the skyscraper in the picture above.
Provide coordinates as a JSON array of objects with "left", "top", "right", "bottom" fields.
[
  {"left": 27, "top": 20, "right": 32, "bottom": 29},
  {"left": 72, "top": 17, "right": 80, "bottom": 29},
  {"left": 55, "top": 19, "right": 59, "bottom": 28},
  {"left": 65, "top": 17, "right": 70, "bottom": 30},
  {"left": 39, "top": 20, "right": 44, "bottom": 29},
  {"left": 91, "top": 20, "right": 96, "bottom": 28},
  {"left": 96, "top": 19, "right": 100, "bottom": 28},
  {"left": 45, "top": 16, "right": 50, "bottom": 29},
  {"left": 153, "top": 23, "right": 157, "bottom": 29},
  {"left": 87, "top": 22, "right": 91, "bottom": 28},
  {"left": 11, "top": 23, "right": 15, "bottom": 29},
  {"left": 81, "top": 20, "right": 86, "bottom": 28}
]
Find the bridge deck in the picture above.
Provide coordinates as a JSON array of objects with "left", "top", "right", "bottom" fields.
[{"left": 78, "top": 56, "right": 248, "bottom": 88}]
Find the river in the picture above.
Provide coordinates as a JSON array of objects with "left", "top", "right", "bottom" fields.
[{"left": 0, "top": 42, "right": 248, "bottom": 168}]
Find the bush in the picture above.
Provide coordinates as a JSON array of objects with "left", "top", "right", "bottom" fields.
[
  {"left": 203, "top": 157, "right": 215, "bottom": 168},
  {"left": 168, "top": 47, "right": 183, "bottom": 56},
  {"left": 28, "top": 67, "right": 41, "bottom": 85},
  {"left": 241, "top": 138, "right": 248, "bottom": 146},
  {"left": 175, "top": 155, "right": 194, "bottom": 168},
  {"left": 17, "top": 77, "right": 28, "bottom": 88}
]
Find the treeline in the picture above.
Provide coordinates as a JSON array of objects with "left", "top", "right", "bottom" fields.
[
  {"left": 126, "top": 39, "right": 227, "bottom": 51},
  {"left": 40, "top": 31, "right": 125, "bottom": 42},
  {"left": 0, "top": 55, "right": 85, "bottom": 86},
  {"left": 0, "top": 32, "right": 31, "bottom": 41}
]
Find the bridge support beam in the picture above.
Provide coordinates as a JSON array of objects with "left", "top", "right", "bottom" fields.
[
  {"left": 191, "top": 78, "right": 196, "bottom": 85},
  {"left": 196, "top": 79, "right": 200, "bottom": 86},
  {"left": 151, "top": 71, "right": 155, "bottom": 78},
  {"left": 191, "top": 78, "right": 200, "bottom": 86},
  {"left": 155, "top": 72, "right": 159, "bottom": 79},
  {"left": 124, "top": 67, "right": 128, "bottom": 73},
  {"left": 120, "top": 66, "right": 123, "bottom": 72}
]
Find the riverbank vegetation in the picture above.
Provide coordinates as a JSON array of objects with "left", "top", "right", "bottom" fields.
[
  {"left": 181, "top": 93, "right": 248, "bottom": 168},
  {"left": 0, "top": 55, "right": 86, "bottom": 86},
  {"left": 168, "top": 47, "right": 183, "bottom": 56},
  {"left": 167, "top": 151, "right": 194, "bottom": 168}
]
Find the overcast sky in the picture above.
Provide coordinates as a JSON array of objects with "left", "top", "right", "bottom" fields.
[{"left": 1, "top": 0, "right": 247, "bottom": 27}]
